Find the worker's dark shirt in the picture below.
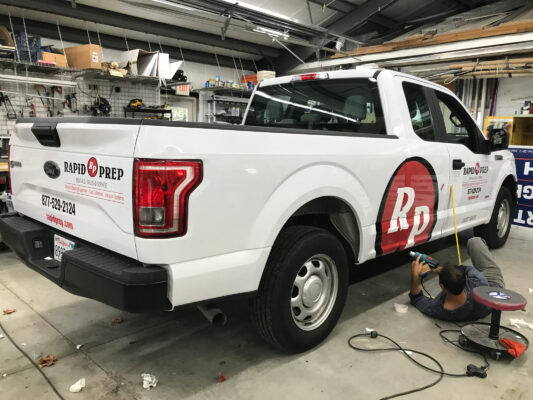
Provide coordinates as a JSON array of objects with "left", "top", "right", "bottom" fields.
[{"left": 409, "top": 265, "right": 493, "bottom": 322}]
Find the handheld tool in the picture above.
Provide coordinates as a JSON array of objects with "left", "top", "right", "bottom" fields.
[
  {"left": 128, "top": 98, "right": 143, "bottom": 108},
  {"left": 66, "top": 93, "right": 78, "bottom": 114},
  {"left": 0, "top": 91, "right": 17, "bottom": 119},
  {"left": 409, "top": 251, "right": 440, "bottom": 278},
  {"left": 34, "top": 85, "right": 52, "bottom": 117}
]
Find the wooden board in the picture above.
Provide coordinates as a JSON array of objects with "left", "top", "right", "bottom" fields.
[{"left": 332, "top": 19, "right": 533, "bottom": 59}]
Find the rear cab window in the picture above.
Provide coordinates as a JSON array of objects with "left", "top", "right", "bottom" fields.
[{"left": 245, "top": 78, "right": 387, "bottom": 135}]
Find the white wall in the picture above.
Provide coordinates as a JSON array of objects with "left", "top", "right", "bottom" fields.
[{"left": 494, "top": 77, "right": 533, "bottom": 116}]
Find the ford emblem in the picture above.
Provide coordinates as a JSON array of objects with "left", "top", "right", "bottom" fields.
[{"left": 43, "top": 161, "right": 61, "bottom": 179}]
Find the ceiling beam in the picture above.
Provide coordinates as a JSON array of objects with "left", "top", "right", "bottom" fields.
[
  {"left": 0, "top": 0, "right": 281, "bottom": 58},
  {"left": 325, "top": 0, "right": 399, "bottom": 37},
  {"left": 275, "top": 0, "right": 400, "bottom": 74},
  {"left": 369, "top": 14, "right": 401, "bottom": 29},
  {"left": 308, "top": 0, "right": 401, "bottom": 29},
  {"left": 0, "top": 15, "right": 256, "bottom": 70},
  {"left": 307, "top": 0, "right": 353, "bottom": 14}
]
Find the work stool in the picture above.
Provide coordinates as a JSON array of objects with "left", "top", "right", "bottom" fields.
[{"left": 460, "top": 286, "right": 529, "bottom": 360}]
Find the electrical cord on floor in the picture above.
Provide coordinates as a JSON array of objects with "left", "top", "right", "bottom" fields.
[
  {"left": 439, "top": 329, "right": 490, "bottom": 372},
  {"left": 420, "top": 277, "right": 434, "bottom": 299},
  {"left": 348, "top": 329, "right": 489, "bottom": 400},
  {"left": 0, "top": 319, "right": 64, "bottom": 400}
]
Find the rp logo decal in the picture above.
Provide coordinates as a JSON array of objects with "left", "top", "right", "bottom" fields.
[
  {"left": 375, "top": 158, "right": 438, "bottom": 256},
  {"left": 87, "top": 157, "right": 98, "bottom": 177},
  {"left": 475, "top": 162, "right": 480, "bottom": 175}
]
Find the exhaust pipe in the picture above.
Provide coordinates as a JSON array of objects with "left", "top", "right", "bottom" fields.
[{"left": 197, "top": 304, "right": 227, "bottom": 327}]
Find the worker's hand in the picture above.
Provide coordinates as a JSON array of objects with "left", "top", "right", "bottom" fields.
[
  {"left": 432, "top": 266, "right": 443, "bottom": 274},
  {"left": 411, "top": 255, "right": 429, "bottom": 278}
]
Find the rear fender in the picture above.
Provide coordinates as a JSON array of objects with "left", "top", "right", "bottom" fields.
[{"left": 248, "top": 163, "right": 371, "bottom": 258}]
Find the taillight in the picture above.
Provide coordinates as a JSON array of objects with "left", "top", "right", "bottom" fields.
[
  {"left": 7, "top": 145, "right": 12, "bottom": 193},
  {"left": 134, "top": 159, "right": 202, "bottom": 238}
]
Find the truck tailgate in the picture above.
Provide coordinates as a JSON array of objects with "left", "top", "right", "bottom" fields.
[{"left": 10, "top": 119, "right": 141, "bottom": 259}]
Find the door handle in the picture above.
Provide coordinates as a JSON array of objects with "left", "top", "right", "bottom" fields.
[{"left": 452, "top": 159, "right": 465, "bottom": 170}]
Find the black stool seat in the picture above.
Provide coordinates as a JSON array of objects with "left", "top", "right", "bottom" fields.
[{"left": 460, "top": 286, "right": 529, "bottom": 360}]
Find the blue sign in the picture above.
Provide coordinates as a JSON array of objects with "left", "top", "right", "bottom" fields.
[
  {"left": 510, "top": 146, "right": 533, "bottom": 229},
  {"left": 489, "top": 291, "right": 511, "bottom": 300}
]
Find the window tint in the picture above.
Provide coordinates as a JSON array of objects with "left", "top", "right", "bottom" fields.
[
  {"left": 435, "top": 91, "right": 479, "bottom": 152},
  {"left": 245, "top": 79, "right": 386, "bottom": 135},
  {"left": 402, "top": 83, "right": 435, "bottom": 141}
]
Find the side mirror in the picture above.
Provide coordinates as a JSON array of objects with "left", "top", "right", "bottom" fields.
[{"left": 488, "top": 128, "right": 509, "bottom": 151}]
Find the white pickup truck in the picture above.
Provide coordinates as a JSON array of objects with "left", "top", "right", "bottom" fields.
[{"left": 0, "top": 68, "right": 516, "bottom": 353}]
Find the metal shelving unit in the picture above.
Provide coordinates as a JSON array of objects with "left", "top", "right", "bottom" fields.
[{"left": 195, "top": 87, "right": 252, "bottom": 124}]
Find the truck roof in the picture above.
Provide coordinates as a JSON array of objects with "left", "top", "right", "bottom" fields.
[
  {"left": 258, "top": 67, "right": 456, "bottom": 98},
  {"left": 259, "top": 67, "right": 381, "bottom": 87}
]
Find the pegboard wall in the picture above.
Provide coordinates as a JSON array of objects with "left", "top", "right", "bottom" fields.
[{"left": 0, "top": 70, "right": 161, "bottom": 137}]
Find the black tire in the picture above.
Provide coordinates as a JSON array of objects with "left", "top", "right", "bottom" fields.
[
  {"left": 250, "top": 225, "right": 349, "bottom": 353},
  {"left": 474, "top": 186, "right": 513, "bottom": 249}
]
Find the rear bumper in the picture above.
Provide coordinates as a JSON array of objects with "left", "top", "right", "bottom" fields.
[{"left": 0, "top": 214, "right": 168, "bottom": 312}]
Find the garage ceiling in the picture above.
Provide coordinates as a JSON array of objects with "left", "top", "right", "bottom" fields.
[{"left": 0, "top": 0, "right": 504, "bottom": 71}]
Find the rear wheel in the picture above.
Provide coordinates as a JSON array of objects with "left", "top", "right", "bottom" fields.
[
  {"left": 250, "top": 226, "right": 349, "bottom": 353},
  {"left": 474, "top": 186, "right": 513, "bottom": 249}
]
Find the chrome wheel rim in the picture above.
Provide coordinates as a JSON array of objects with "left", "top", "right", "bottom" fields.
[
  {"left": 496, "top": 198, "right": 510, "bottom": 238},
  {"left": 291, "top": 254, "right": 338, "bottom": 331}
]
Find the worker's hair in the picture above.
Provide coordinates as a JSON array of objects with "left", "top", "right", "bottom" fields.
[{"left": 438, "top": 264, "right": 466, "bottom": 295}]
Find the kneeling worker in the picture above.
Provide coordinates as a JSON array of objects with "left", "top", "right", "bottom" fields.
[{"left": 409, "top": 237, "right": 505, "bottom": 322}]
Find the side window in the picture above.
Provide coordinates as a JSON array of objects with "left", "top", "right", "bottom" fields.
[
  {"left": 435, "top": 91, "right": 480, "bottom": 152},
  {"left": 402, "top": 82, "right": 435, "bottom": 141}
]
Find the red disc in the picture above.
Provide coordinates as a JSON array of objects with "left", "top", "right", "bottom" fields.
[
  {"left": 87, "top": 157, "right": 98, "bottom": 177},
  {"left": 376, "top": 159, "right": 438, "bottom": 255}
]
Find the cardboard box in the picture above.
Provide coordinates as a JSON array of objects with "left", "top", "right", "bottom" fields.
[
  {"left": 0, "top": 26, "right": 14, "bottom": 47},
  {"left": 257, "top": 70, "right": 276, "bottom": 81},
  {"left": 64, "top": 44, "right": 102, "bottom": 69},
  {"left": 240, "top": 73, "right": 257, "bottom": 84},
  {"left": 41, "top": 51, "right": 67, "bottom": 67}
]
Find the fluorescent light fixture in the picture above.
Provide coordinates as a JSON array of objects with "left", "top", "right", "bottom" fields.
[
  {"left": 150, "top": 0, "right": 196, "bottom": 11},
  {"left": 219, "top": 0, "right": 298, "bottom": 23},
  {"left": 0, "top": 74, "right": 77, "bottom": 87},
  {"left": 252, "top": 26, "right": 290, "bottom": 40}
]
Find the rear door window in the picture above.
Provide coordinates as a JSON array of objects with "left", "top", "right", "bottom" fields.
[
  {"left": 402, "top": 82, "right": 436, "bottom": 141},
  {"left": 245, "top": 78, "right": 387, "bottom": 135}
]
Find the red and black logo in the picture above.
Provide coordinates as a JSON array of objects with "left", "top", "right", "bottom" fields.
[
  {"left": 87, "top": 157, "right": 98, "bottom": 177},
  {"left": 64, "top": 157, "right": 124, "bottom": 181},
  {"left": 464, "top": 162, "right": 488, "bottom": 176},
  {"left": 375, "top": 158, "right": 438, "bottom": 256}
]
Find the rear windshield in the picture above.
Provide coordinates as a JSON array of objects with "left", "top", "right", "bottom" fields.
[{"left": 244, "top": 78, "right": 386, "bottom": 135}]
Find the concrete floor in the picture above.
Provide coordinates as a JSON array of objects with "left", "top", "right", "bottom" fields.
[{"left": 0, "top": 227, "right": 532, "bottom": 400}]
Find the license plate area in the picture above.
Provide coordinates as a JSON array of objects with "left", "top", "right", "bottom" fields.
[{"left": 54, "top": 234, "right": 75, "bottom": 262}]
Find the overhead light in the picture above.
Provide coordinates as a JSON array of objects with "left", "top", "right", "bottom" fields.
[
  {"left": 252, "top": 26, "right": 290, "bottom": 40},
  {"left": 0, "top": 74, "right": 77, "bottom": 87},
  {"left": 219, "top": 0, "right": 298, "bottom": 24},
  {"left": 150, "top": 0, "right": 196, "bottom": 11}
]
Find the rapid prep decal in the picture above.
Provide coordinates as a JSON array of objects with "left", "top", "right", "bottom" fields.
[
  {"left": 62, "top": 156, "right": 125, "bottom": 204},
  {"left": 462, "top": 162, "right": 489, "bottom": 202},
  {"left": 375, "top": 158, "right": 438, "bottom": 255}
]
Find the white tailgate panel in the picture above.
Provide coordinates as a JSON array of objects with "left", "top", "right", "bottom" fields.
[{"left": 10, "top": 121, "right": 140, "bottom": 259}]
